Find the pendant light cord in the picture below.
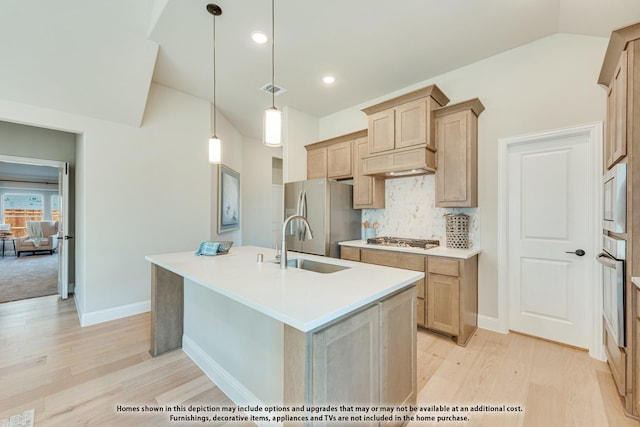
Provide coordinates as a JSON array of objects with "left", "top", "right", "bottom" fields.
[
  {"left": 271, "top": 0, "right": 275, "bottom": 109},
  {"left": 213, "top": 12, "right": 217, "bottom": 137}
]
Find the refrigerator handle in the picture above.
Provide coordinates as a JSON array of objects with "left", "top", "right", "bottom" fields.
[{"left": 300, "top": 191, "right": 308, "bottom": 241}]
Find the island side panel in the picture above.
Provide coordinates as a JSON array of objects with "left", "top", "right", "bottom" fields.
[
  {"left": 150, "top": 264, "right": 184, "bottom": 357},
  {"left": 183, "top": 279, "right": 284, "bottom": 406},
  {"left": 284, "top": 325, "right": 309, "bottom": 427}
]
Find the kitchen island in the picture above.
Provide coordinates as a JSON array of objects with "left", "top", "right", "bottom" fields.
[{"left": 145, "top": 246, "right": 423, "bottom": 427}]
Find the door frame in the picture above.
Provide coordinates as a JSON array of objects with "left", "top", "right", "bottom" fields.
[
  {"left": 497, "top": 122, "right": 604, "bottom": 360},
  {"left": 0, "top": 154, "right": 71, "bottom": 298}
]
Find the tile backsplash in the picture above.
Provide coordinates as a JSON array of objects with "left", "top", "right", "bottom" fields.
[{"left": 361, "top": 174, "right": 480, "bottom": 248}]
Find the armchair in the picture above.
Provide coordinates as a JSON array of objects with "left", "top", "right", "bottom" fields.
[{"left": 16, "top": 221, "right": 59, "bottom": 257}]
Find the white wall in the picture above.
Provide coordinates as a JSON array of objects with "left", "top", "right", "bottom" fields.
[
  {"left": 0, "top": 83, "right": 234, "bottom": 324},
  {"left": 317, "top": 33, "right": 609, "bottom": 322},
  {"left": 283, "top": 106, "right": 318, "bottom": 183},
  {"left": 210, "top": 105, "right": 244, "bottom": 247},
  {"left": 242, "top": 137, "right": 282, "bottom": 248}
]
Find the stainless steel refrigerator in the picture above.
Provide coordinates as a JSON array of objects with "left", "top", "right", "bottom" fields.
[{"left": 284, "top": 179, "right": 361, "bottom": 258}]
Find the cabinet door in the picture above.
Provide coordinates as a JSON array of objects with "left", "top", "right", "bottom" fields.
[
  {"left": 368, "top": 109, "right": 395, "bottom": 154},
  {"left": 435, "top": 109, "right": 478, "bottom": 207},
  {"left": 307, "top": 147, "right": 327, "bottom": 179},
  {"left": 605, "top": 49, "right": 628, "bottom": 169},
  {"left": 395, "top": 98, "right": 427, "bottom": 149},
  {"left": 327, "top": 140, "right": 352, "bottom": 179},
  {"left": 312, "top": 305, "right": 379, "bottom": 420},
  {"left": 427, "top": 272, "right": 460, "bottom": 335},
  {"left": 354, "top": 136, "right": 385, "bottom": 209},
  {"left": 380, "top": 288, "right": 416, "bottom": 418}
]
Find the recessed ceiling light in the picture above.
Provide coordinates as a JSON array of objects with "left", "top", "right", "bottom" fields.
[
  {"left": 251, "top": 31, "right": 268, "bottom": 44},
  {"left": 322, "top": 76, "right": 335, "bottom": 84}
]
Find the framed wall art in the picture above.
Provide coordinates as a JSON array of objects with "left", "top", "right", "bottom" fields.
[{"left": 217, "top": 164, "right": 240, "bottom": 233}]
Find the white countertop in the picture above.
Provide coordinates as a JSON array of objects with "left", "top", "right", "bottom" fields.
[
  {"left": 633, "top": 277, "right": 640, "bottom": 290},
  {"left": 339, "top": 240, "right": 481, "bottom": 259},
  {"left": 146, "top": 246, "right": 423, "bottom": 333}
]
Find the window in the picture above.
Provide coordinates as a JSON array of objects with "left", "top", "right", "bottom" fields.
[
  {"left": 2, "top": 194, "right": 43, "bottom": 237},
  {"left": 51, "top": 195, "right": 60, "bottom": 222}
]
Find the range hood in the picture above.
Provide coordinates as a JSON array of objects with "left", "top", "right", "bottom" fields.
[{"left": 361, "top": 146, "right": 436, "bottom": 179}]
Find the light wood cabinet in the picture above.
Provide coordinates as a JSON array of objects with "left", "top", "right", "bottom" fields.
[
  {"left": 305, "top": 130, "right": 362, "bottom": 180},
  {"left": 354, "top": 135, "right": 385, "bottom": 209},
  {"left": 340, "top": 245, "right": 361, "bottom": 262},
  {"left": 341, "top": 246, "right": 479, "bottom": 343},
  {"left": 327, "top": 140, "right": 352, "bottom": 179},
  {"left": 605, "top": 49, "right": 628, "bottom": 170},
  {"left": 312, "top": 304, "right": 380, "bottom": 414},
  {"left": 363, "top": 86, "right": 448, "bottom": 155},
  {"left": 361, "top": 85, "right": 449, "bottom": 177},
  {"left": 380, "top": 287, "right": 417, "bottom": 416},
  {"left": 433, "top": 99, "right": 484, "bottom": 208},
  {"left": 307, "top": 147, "right": 327, "bottom": 179},
  {"left": 599, "top": 24, "right": 640, "bottom": 417},
  {"left": 285, "top": 286, "right": 416, "bottom": 427},
  {"left": 368, "top": 108, "right": 396, "bottom": 153},
  {"left": 426, "top": 255, "right": 478, "bottom": 346}
]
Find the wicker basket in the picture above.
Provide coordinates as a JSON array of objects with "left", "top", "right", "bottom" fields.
[
  {"left": 215, "top": 241, "right": 234, "bottom": 253},
  {"left": 445, "top": 214, "right": 470, "bottom": 249}
]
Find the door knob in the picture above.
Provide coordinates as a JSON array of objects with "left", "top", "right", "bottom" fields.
[{"left": 565, "top": 249, "right": 585, "bottom": 256}]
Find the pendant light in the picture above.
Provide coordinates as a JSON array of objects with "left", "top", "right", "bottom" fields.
[
  {"left": 207, "top": 3, "right": 223, "bottom": 164},
  {"left": 263, "top": 0, "right": 282, "bottom": 147}
]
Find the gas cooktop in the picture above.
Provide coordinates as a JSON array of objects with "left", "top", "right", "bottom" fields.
[{"left": 366, "top": 236, "right": 439, "bottom": 250}]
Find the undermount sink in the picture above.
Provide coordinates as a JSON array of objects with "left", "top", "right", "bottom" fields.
[{"left": 285, "top": 258, "right": 350, "bottom": 274}]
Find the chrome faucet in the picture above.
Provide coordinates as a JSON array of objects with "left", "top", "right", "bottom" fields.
[{"left": 281, "top": 214, "right": 313, "bottom": 270}]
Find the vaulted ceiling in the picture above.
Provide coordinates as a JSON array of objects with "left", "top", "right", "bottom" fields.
[{"left": 1, "top": 0, "right": 639, "bottom": 140}]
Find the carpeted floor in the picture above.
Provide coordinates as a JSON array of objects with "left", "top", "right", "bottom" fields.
[{"left": 0, "top": 253, "right": 58, "bottom": 304}]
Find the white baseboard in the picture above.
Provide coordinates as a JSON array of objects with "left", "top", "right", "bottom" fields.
[
  {"left": 478, "top": 314, "right": 506, "bottom": 334},
  {"left": 182, "top": 335, "right": 275, "bottom": 427},
  {"left": 79, "top": 300, "right": 150, "bottom": 327}
]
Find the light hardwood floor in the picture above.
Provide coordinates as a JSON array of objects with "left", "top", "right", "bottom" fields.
[{"left": 0, "top": 295, "right": 638, "bottom": 426}]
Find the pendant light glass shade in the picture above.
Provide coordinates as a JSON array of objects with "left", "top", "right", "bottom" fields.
[
  {"left": 209, "top": 136, "right": 222, "bottom": 163},
  {"left": 263, "top": 107, "right": 282, "bottom": 147}
]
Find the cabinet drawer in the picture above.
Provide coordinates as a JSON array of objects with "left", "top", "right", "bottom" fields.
[
  {"left": 340, "top": 246, "right": 361, "bottom": 262},
  {"left": 427, "top": 257, "right": 459, "bottom": 277},
  {"left": 361, "top": 248, "right": 424, "bottom": 271}
]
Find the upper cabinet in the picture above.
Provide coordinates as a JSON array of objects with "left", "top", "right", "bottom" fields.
[
  {"left": 605, "top": 49, "right": 628, "bottom": 170},
  {"left": 599, "top": 25, "right": 638, "bottom": 170},
  {"left": 433, "top": 99, "right": 485, "bottom": 208},
  {"left": 353, "top": 134, "right": 385, "bottom": 209},
  {"left": 305, "top": 132, "right": 355, "bottom": 180},
  {"left": 307, "top": 146, "right": 328, "bottom": 179},
  {"left": 361, "top": 85, "right": 450, "bottom": 178}
]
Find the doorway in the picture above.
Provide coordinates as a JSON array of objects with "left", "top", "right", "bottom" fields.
[
  {"left": 498, "top": 122, "right": 603, "bottom": 360},
  {"left": 0, "top": 156, "right": 72, "bottom": 302}
]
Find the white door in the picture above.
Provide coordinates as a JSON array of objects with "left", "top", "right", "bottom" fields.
[
  {"left": 507, "top": 132, "right": 594, "bottom": 348},
  {"left": 57, "top": 163, "right": 69, "bottom": 299}
]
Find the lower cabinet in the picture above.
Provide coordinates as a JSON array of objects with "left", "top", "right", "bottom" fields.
[
  {"left": 360, "top": 248, "right": 427, "bottom": 328},
  {"left": 341, "top": 245, "right": 478, "bottom": 346},
  {"left": 284, "top": 287, "right": 417, "bottom": 427},
  {"left": 426, "top": 256, "right": 478, "bottom": 345},
  {"left": 312, "top": 304, "right": 380, "bottom": 422}
]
